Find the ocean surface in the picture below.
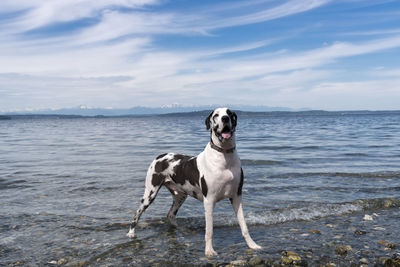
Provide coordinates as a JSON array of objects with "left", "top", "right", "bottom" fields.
[{"left": 1, "top": 111, "right": 400, "bottom": 266}]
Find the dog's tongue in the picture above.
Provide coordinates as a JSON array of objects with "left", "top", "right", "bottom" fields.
[{"left": 221, "top": 132, "right": 231, "bottom": 139}]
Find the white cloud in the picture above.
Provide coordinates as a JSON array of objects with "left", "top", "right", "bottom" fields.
[
  {"left": 0, "top": 37, "right": 151, "bottom": 75},
  {"left": 73, "top": 10, "right": 178, "bottom": 45},
  {"left": 0, "top": 73, "right": 135, "bottom": 111},
  {"left": 306, "top": 78, "right": 400, "bottom": 110},
  {"left": 204, "top": 0, "right": 331, "bottom": 29},
  {"left": 0, "top": 0, "right": 161, "bottom": 32}
]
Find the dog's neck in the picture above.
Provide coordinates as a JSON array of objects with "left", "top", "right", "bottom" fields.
[{"left": 209, "top": 133, "right": 236, "bottom": 154}]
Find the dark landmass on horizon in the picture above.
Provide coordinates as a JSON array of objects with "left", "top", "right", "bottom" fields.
[
  {"left": 1, "top": 104, "right": 400, "bottom": 119},
  {"left": 1, "top": 104, "right": 296, "bottom": 117},
  {"left": 1, "top": 110, "right": 399, "bottom": 120}
]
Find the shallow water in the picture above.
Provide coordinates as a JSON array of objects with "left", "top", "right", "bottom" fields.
[{"left": 1, "top": 111, "right": 400, "bottom": 266}]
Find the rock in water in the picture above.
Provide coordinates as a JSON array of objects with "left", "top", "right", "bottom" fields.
[
  {"left": 57, "top": 258, "right": 68, "bottom": 265},
  {"left": 249, "top": 256, "right": 263, "bottom": 266},
  {"left": 281, "top": 251, "right": 301, "bottom": 265},
  {"left": 363, "top": 214, "right": 373, "bottom": 221},
  {"left": 354, "top": 230, "right": 367, "bottom": 235},
  {"left": 335, "top": 245, "right": 352, "bottom": 255}
]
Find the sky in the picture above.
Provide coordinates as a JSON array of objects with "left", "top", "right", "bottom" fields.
[{"left": 0, "top": 0, "right": 399, "bottom": 112}]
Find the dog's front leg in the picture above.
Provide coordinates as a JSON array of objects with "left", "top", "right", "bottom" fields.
[
  {"left": 231, "top": 196, "right": 262, "bottom": 250},
  {"left": 204, "top": 198, "right": 217, "bottom": 256}
]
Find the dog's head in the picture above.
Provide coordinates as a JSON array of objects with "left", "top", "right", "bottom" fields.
[{"left": 205, "top": 108, "right": 237, "bottom": 143}]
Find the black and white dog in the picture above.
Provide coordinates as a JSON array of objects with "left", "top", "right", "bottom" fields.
[{"left": 127, "top": 107, "right": 261, "bottom": 256}]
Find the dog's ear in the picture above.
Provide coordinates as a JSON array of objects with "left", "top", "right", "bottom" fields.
[
  {"left": 231, "top": 111, "right": 237, "bottom": 128},
  {"left": 227, "top": 109, "right": 237, "bottom": 128},
  {"left": 205, "top": 111, "right": 213, "bottom": 130}
]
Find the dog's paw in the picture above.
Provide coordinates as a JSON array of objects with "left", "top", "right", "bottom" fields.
[
  {"left": 126, "top": 229, "right": 136, "bottom": 238},
  {"left": 205, "top": 248, "right": 218, "bottom": 257},
  {"left": 167, "top": 215, "right": 178, "bottom": 227},
  {"left": 250, "top": 243, "right": 262, "bottom": 250}
]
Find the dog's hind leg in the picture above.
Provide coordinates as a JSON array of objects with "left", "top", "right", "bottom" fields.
[
  {"left": 164, "top": 180, "right": 187, "bottom": 226},
  {"left": 127, "top": 186, "right": 160, "bottom": 238},
  {"left": 165, "top": 181, "right": 187, "bottom": 226},
  {"left": 127, "top": 160, "right": 168, "bottom": 238},
  {"left": 127, "top": 174, "right": 162, "bottom": 238}
]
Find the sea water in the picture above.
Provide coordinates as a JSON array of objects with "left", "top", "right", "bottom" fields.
[{"left": 1, "top": 111, "right": 400, "bottom": 265}]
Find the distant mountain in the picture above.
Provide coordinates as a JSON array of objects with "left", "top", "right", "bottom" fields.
[{"left": 3, "top": 104, "right": 301, "bottom": 116}]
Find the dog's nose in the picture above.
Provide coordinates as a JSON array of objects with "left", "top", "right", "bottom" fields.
[{"left": 221, "top": 115, "right": 230, "bottom": 123}]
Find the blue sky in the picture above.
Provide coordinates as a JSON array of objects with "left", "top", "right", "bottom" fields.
[{"left": 0, "top": 0, "right": 399, "bottom": 112}]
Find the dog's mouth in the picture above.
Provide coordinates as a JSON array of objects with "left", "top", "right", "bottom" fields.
[{"left": 217, "top": 125, "right": 232, "bottom": 140}]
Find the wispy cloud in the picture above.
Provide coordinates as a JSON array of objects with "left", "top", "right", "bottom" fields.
[
  {"left": 203, "top": 0, "right": 331, "bottom": 29},
  {"left": 341, "top": 28, "right": 400, "bottom": 36},
  {"left": 1, "top": 0, "right": 161, "bottom": 32}
]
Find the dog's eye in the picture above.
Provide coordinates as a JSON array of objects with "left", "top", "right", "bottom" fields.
[{"left": 212, "top": 114, "right": 219, "bottom": 123}]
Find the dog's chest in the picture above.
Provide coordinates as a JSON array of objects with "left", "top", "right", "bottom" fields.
[
  {"left": 214, "top": 168, "right": 237, "bottom": 184},
  {"left": 208, "top": 166, "right": 240, "bottom": 200},
  {"left": 198, "top": 150, "right": 241, "bottom": 200}
]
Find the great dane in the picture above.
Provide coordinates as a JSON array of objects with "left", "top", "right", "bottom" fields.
[{"left": 127, "top": 107, "right": 261, "bottom": 256}]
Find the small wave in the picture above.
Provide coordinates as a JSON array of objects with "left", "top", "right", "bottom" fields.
[
  {"left": 270, "top": 171, "right": 400, "bottom": 179},
  {"left": 343, "top": 152, "right": 368, "bottom": 157},
  {"left": 69, "top": 198, "right": 400, "bottom": 234},
  {"left": 69, "top": 186, "right": 100, "bottom": 193},
  {"left": 68, "top": 222, "right": 129, "bottom": 232},
  {"left": 241, "top": 159, "right": 283, "bottom": 166},
  {"left": 245, "top": 145, "right": 319, "bottom": 151},
  {"left": 12, "top": 171, "right": 30, "bottom": 175},
  {"left": 221, "top": 203, "right": 362, "bottom": 226},
  {"left": 55, "top": 174, "right": 74, "bottom": 179},
  {"left": 368, "top": 145, "right": 391, "bottom": 148},
  {"left": 0, "top": 178, "right": 31, "bottom": 190},
  {"left": 69, "top": 186, "right": 121, "bottom": 193},
  {"left": 217, "top": 198, "right": 400, "bottom": 227}
]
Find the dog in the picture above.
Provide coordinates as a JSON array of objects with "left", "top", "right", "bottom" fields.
[{"left": 127, "top": 107, "right": 261, "bottom": 256}]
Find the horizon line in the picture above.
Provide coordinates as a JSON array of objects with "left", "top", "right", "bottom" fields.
[{"left": 2, "top": 109, "right": 399, "bottom": 118}]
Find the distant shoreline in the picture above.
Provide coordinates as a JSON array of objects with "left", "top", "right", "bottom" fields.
[{"left": 1, "top": 110, "right": 399, "bottom": 120}]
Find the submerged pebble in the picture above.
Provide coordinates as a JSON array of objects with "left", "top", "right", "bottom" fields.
[
  {"left": 248, "top": 256, "right": 263, "bottom": 266},
  {"left": 58, "top": 258, "right": 68, "bottom": 265},
  {"left": 309, "top": 229, "right": 321, "bottom": 234},
  {"left": 377, "top": 240, "right": 397, "bottom": 250},
  {"left": 385, "top": 243, "right": 397, "bottom": 250},
  {"left": 335, "top": 244, "right": 352, "bottom": 255},
  {"left": 384, "top": 199, "right": 394, "bottom": 208},
  {"left": 229, "top": 259, "right": 247, "bottom": 266},
  {"left": 363, "top": 214, "right": 373, "bottom": 221},
  {"left": 354, "top": 229, "right": 367, "bottom": 235},
  {"left": 383, "top": 254, "right": 400, "bottom": 266},
  {"left": 281, "top": 251, "right": 302, "bottom": 265}
]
